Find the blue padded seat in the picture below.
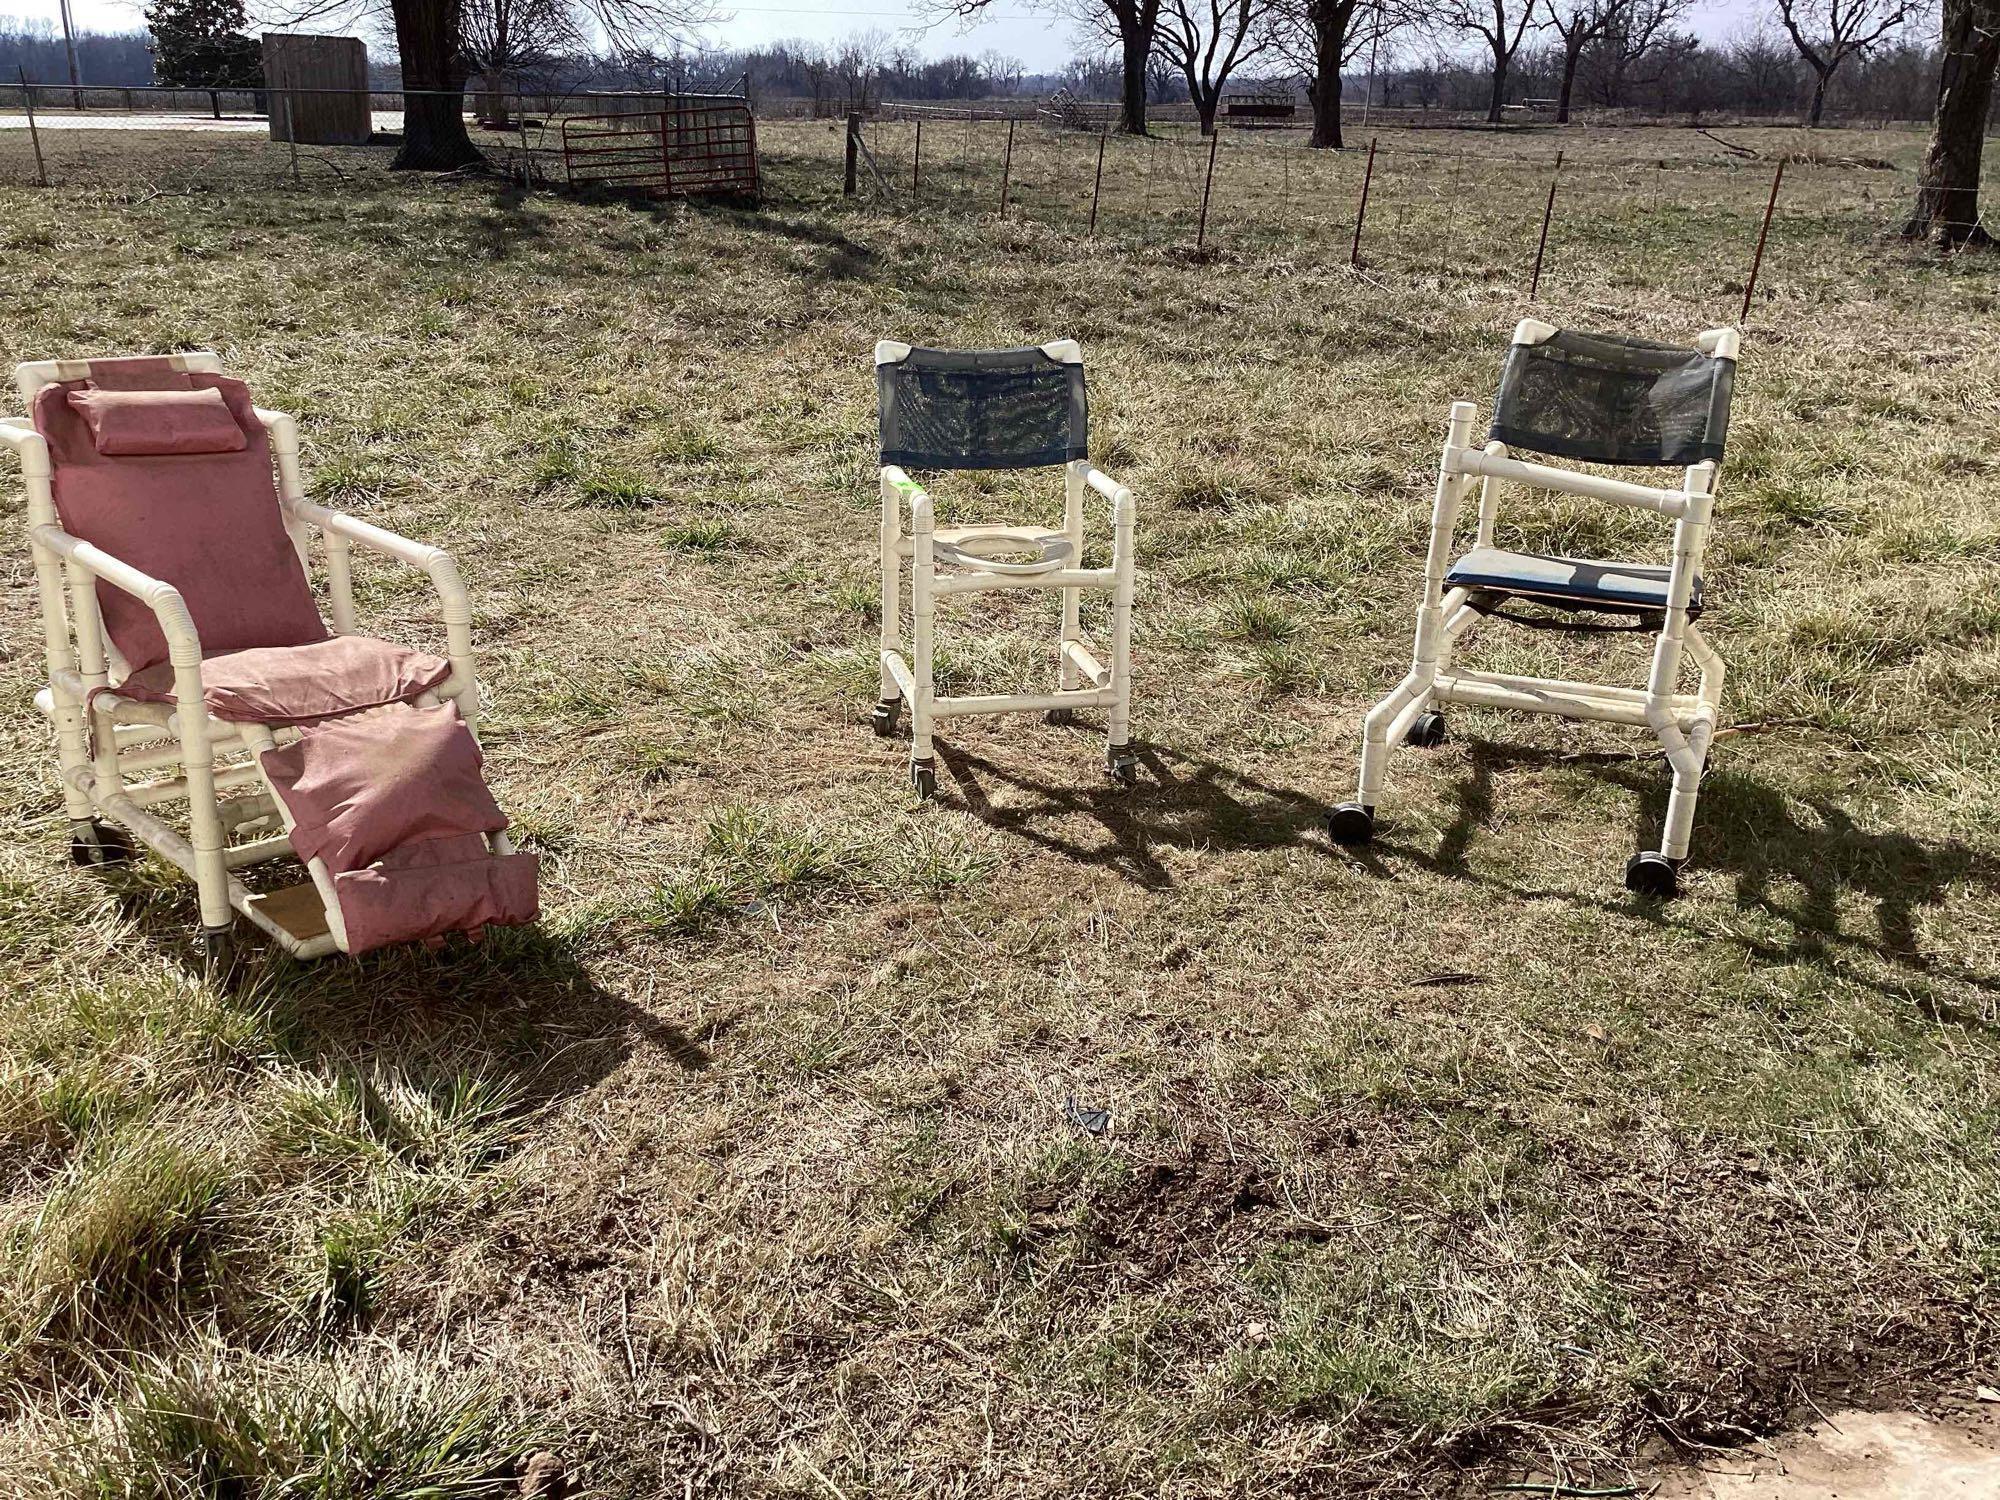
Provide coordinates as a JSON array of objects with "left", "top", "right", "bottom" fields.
[{"left": 1446, "top": 546, "right": 1701, "bottom": 616}]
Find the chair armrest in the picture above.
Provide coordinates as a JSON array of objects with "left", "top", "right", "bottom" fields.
[
  {"left": 880, "top": 464, "right": 932, "bottom": 521},
  {"left": 1078, "top": 463, "right": 1135, "bottom": 525},
  {"left": 30, "top": 522, "right": 204, "bottom": 662},
  {"left": 286, "top": 496, "right": 459, "bottom": 579},
  {"left": 0, "top": 419, "right": 51, "bottom": 478}
]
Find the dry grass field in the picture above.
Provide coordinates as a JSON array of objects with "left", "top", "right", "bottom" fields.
[{"left": 0, "top": 117, "right": 1997, "bottom": 1497}]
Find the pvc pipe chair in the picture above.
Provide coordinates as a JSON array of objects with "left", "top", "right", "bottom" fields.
[
  {"left": 871, "top": 341, "right": 1138, "bottom": 798},
  {"left": 1327, "top": 320, "right": 1742, "bottom": 898},
  {"left": 4, "top": 354, "right": 537, "bottom": 971}
]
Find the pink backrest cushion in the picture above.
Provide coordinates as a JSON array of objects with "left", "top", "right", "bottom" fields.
[
  {"left": 80, "top": 357, "right": 195, "bottom": 392},
  {"left": 67, "top": 388, "right": 248, "bottom": 457},
  {"left": 33, "top": 372, "right": 327, "bottom": 672}
]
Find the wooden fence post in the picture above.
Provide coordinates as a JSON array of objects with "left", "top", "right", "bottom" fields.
[
  {"left": 1195, "top": 128, "right": 1221, "bottom": 252},
  {"left": 1088, "top": 128, "right": 1107, "bottom": 237},
  {"left": 844, "top": 111, "right": 859, "bottom": 196},
  {"left": 1350, "top": 137, "right": 1378, "bottom": 268},
  {"left": 1741, "top": 159, "right": 1785, "bottom": 325},
  {"left": 999, "top": 117, "right": 1015, "bottom": 212},
  {"left": 20, "top": 72, "right": 48, "bottom": 188},
  {"left": 1529, "top": 149, "right": 1563, "bottom": 298}
]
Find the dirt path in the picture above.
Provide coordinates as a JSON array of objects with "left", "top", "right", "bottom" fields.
[{"left": 1653, "top": 1407, "right": 2000, "bottom": 1498}]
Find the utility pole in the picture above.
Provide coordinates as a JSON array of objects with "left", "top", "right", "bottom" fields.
[{"left": 58, "top": 0, "right": 83, "bottom": 110}]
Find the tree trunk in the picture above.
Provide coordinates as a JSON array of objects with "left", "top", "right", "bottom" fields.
[
  {"left": 1119, "top": 20, "right": 1151, "bottom": 135},
  {"left": 1308, "top": 19, "right": 1345, "bottom": 148},
  {"left": 1487, "top": 50, "right": 1509, "bottom": 124},
  {"left": 1195, "top": 90, "right": 1218, "bottom": 134},
  {"left": 1904, "top": 0, "right": 2000, "bottom": 244},
  {"left": 1806, "top": 67, "right": 1829, "bottom": 127},
  {"left": 391, "top": 0, "right": 483, "bottom": 171},
  {"left": 1557, "top": 41, "right": 1583, "bottom": 123}
]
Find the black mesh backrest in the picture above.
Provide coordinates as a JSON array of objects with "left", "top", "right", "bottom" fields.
[
  {"left": 1490, "top": 328, "right": 1734, "bottom": 467},
  {"left": 878, "top": 344, "right": 1087, "bottom": 471}
]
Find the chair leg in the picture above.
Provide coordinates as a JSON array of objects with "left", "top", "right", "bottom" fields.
[
  {"left": 910, "top": 523, "right": 936, "bottom": 799},
  {"left": 1105, "top": 492, "right": 1136, "bottom": 783}
]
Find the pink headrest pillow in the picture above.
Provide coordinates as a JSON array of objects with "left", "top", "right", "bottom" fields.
[{"left": 66, "top": 387, "right": 248, "bottom": 457}]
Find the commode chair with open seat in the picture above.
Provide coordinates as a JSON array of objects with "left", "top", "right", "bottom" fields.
[
  {"left": 871, "top": 341, "right": 1138, "bottom": 798},
  {"left": 2, "top": 354, "right": 538, "bottom": 971},
  {"left": 1326, "top": 320, "right": 1741, "bottom": 899}
]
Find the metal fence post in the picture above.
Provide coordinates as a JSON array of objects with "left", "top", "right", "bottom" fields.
[
  {"left": 1741, "top": 159, "right": 1785, "bottom": 325},
  {"left": 518, "top": 104, "right": 532, "bottom": 187},
  {"left": 913, "top": 117, "right": 921, "bottom": 191},
  {"left": 999, "top": 116, "right": 1015, "bottom": 213},
  {"left": 1088, "top": 128, "right": 1107, "bottom": 238},
  {"left": 20, "top": 72, "right": 48, "bottom": 187},
  {"left": 844, "top": 111, "right": 859, "bottom": 196},
  {"left": 1195, "top": 128, "right": 1220, "bottom": 253},
  {"left": 283, "top": 94, "right": 301, "bottom": 184},
  {"left": 1350, "top": 137, "right": 1378, "bottom": 268},
  {"left": 1529, "top": 149, "right": 1563, "bottom": 298}
]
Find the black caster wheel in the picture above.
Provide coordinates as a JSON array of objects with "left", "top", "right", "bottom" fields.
[
  {"left": 69, "top": 818, "right": 136, "bottom": 868},
  {"left": 197, "top": 926, "right": 240, "bottom": 988},
  {"left": 1045, "top": 708, "right": 1077, "bottom": 727},
  {"left": 1407, "top": 712, "right": 1448, "bottom": 749},
  {"left": 870, "top": 698, "right": 902, "bottom": 738},
  {"left": 1325, "top": 801, "right": 1375, "bottom": 846},
  {"left": 910, "top": 759, "right": 937, "bottom": 800},
  {"left": 1106, "top": 747, "right": 1138, "bottom": 786},
  {"left": 1624, "top": 851, "right": 1680, "bottom": 899}
]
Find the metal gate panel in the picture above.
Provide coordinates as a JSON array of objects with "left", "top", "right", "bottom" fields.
[{"left": 560, "top": 101, "right": 759, "bottom": 199}]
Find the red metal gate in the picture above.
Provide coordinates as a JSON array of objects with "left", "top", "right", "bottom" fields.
[{"left": 560, "top": 100, "right": 759, "bottom": 199}]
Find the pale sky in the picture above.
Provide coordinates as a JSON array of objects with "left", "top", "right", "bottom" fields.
[{"left": 26, "top": 0, "right": 1767, "bottom": 75}]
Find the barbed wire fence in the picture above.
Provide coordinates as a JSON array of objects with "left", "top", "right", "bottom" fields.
[{"left": 0, "top": 82, "right": 1945, "bottom": 327}]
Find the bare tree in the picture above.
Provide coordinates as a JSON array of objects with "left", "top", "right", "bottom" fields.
[
  {"left": 934, "top": 0, "right": 1163, "bottom": 132},
  {"left": 1578, "top": 0, "right": 1690, "bottom": 107},
  {"left": 1545, "top": 0, "right": 1617, "bottom": 120},
  {"left": 1773, "top": 0, "right": 1911, "bottom": 125},
  {"left": 1437, "top": 0, "right": 1541, "bottom": 123},
  {"left": 1156, "top": 0, "right": 1276, "bottom": 132},
  {"left": 1903, "top": 0, "right": 1999, "bottom": 242},
  {"left": 1273, "top": 0, "right": 1399, "bottom": 146}
]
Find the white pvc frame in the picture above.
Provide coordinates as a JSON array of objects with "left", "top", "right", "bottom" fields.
[
  {"left": 3, "top": 353, "right": 509, "bottom": 960},
  {"left": 874, "top": 339, "right": 1138, "bottom": 792},
  {"left": 1347, "top": 319, "right": 1741, "bottom": 870}
]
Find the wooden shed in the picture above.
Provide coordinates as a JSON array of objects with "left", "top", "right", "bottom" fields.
[{"left": 263, "top": 34, "right": 371, "bottom": 146}]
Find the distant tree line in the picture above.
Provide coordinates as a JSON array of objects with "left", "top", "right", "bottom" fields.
[{"left": 0, "top": 19, "right": 156, "bottom": 85}]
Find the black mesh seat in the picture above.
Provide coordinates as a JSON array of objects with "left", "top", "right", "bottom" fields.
[{"left": 1446, "top": 546, "right": 1702, "bottom": 618}]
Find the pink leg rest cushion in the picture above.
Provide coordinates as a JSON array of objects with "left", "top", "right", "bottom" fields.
[
  {"left": 33, "top": 374, "right": 327, "bottom": 672},
  {"left": 259, "top": 702, "right": 508, "bottom": 873},
  {"left": 113, "top": 636, "right": 454, "bottom": 725},
  {"left": 332, "top": 833, "right": 540, "bottom": 955}
]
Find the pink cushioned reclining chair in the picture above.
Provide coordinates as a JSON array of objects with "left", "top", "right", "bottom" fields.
[{"left": 2, "top": 354, "right": 538, "bottom": 969}]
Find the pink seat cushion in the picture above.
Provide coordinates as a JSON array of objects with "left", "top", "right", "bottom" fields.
[
  {"left": 259, "top": 702, "right": 507, "bottom": 873},
  {"left": 332, "top": 833, "right": 540, "bottom": 955},
  {"left": 67, "top": 388, "right": 248, "bottom": 457},
  {"left": 112, "top": 636, "right": 454, "bottom": 725},
  {"left": 33, "top": 373, "right": 327, "bottom": 673}
]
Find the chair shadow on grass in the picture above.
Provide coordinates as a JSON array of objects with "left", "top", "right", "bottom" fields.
[
  {"left": 934, "top": 737, "right": 1331, "bottom": 890},
  {"left": 1379, "top": 738, "right": 2000, "bottom": 1022},
  {"left": 107, "top": 875, "right": 717, "bottom": 1113}
]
